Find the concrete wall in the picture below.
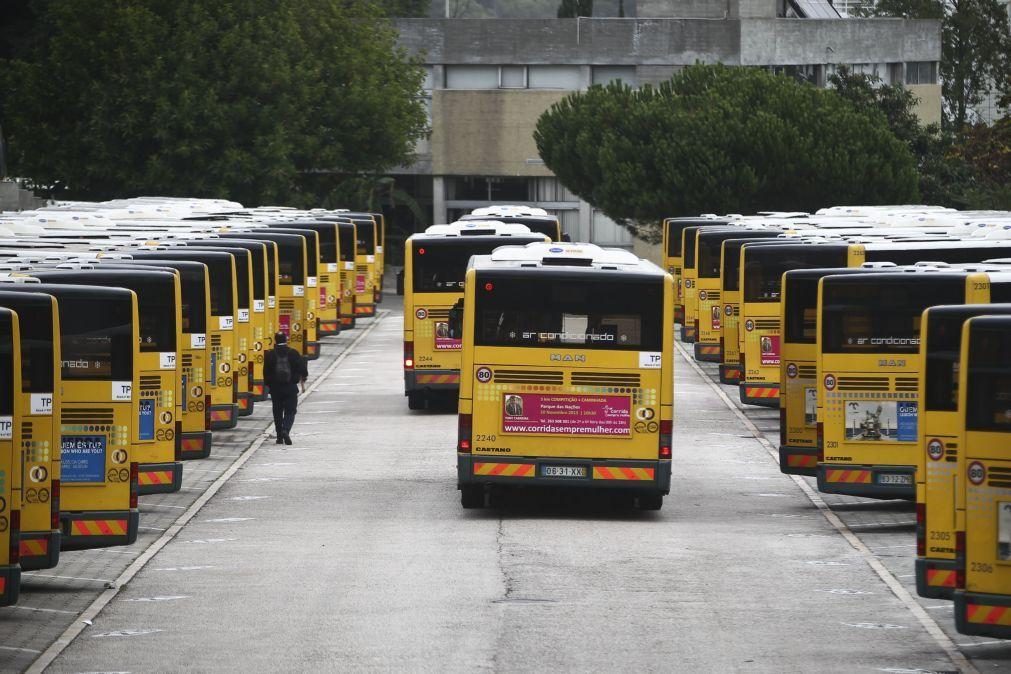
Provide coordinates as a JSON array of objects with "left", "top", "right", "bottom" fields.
[
  {"left": 739, "top": 19, "right": 940, "bottom": 65},
  {"left": 633, "top": 236, "right": 663, "bottom": 266},
  {"left": 431, "top": 90, "right": 567, "bottom": 175},
  {"left": 908, "top": 83, "right": 943, "bottom": 126},
  {"left": 0, "top": 182, "right": 44, "bottom": 211}
]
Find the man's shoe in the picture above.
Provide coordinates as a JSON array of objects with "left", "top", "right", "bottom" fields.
[
  {"left": 276, "top": 435, "right": 284, "bottom": 444},
  {"left": 283, "top": 434, "right": 293, "bottom": 446}
]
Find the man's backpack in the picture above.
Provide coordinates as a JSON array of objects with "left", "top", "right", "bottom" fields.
[{"left": 274, "top": 347, "right": 293, "bottom": 385}]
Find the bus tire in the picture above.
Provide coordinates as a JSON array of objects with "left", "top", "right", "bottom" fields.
[
  {"left": 461, "top": 485, "right": 485, "bottom": 509},
  {"left": 636, "top": 493, "right": 663, "bottom": 511},
  {"left": 407, "top": 391, "right": 427, "bottom": 410}
]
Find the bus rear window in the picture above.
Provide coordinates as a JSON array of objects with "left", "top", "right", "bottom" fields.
[
  {"left": 208, "top": 260, "right": 235, "bottom": 316},
  {"left": 683, "top": 229, "right": 698, "bottom": 270},
  {"left": 277, "top": 242, "right": 305, "bottom": 285},
  {"left": 339, "top": 226, "right": 355, "bottom": 262},
  {"left": 783, "top": 277, "right": 819, "bottom": 344},
  {"left": 474, "top": 275, "right": 663, "bottom": 351},
  {"left": 315, "top": 227, "right": 337, "bottom": 263},
  {"left": 966, "top": 325, "right": 1011, "bottom": 432},
  {"left": 60, "top": 296, "right": 133, "bottom": 381},
  {"left": 134, "top": 279, "right": 177, "bottom": 352},
  {"left": 233, "top": 254, "right": 250, "bottom": 309},
  {"left": 666, "top": 223, "right": 682, "bottom": 257},
  {"left": 356, "top": 222, "right": 376, "bottom": 255},
  {"left": 923, "top": 314, "right": 970, "bottom": 412},
  {"left": 249, "top": 250, "right": 265, "bottom": 297},
  {"left": 0, "top": 313, "right": 14, "bottom": 415},
  {"left": 179, "top": 270, "right": 207, "bottom": 334},
  {"left": 821, "top": 278, "right": 965, "bottom": 354},
  {"left": 17, "top": 303, "right": 55, "bottom": 393},
  {"left": 697, "top": 236, "right": 724, "bottom": 279},
  {"left": 743, "top": 248, "right": 848, "bottom": 303}
]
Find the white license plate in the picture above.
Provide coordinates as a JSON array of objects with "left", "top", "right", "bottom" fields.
[
  {"left": 542, "top": 465, "right": 587, "bottom": 478},
  {"left": 877, "top": 473, "right": 912, "bottom": 485}
]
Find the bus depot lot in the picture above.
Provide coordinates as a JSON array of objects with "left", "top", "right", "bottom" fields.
[
  {"left": 10, "top": 298, "right": 965, "bottom": 673},
  {"left": 0, "top": 325, "right": 364, "bottom": 673},
  {"left": 684, "top": 345, "right": 1011, "bottom": 672}
]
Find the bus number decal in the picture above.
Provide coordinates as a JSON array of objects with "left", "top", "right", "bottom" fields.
[
  {"left": 112, "top": 381, "right": 133, "bottom": 401},
  {"left": 30, "top": 393, "right": 53, "bottom": 416}
]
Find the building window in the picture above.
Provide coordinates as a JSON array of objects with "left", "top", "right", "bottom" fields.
[
  {"left": 528, "top": 65, "right": 582, "bottom": 90},
  {"left": 499, "top": 65, "right": 527, "bottom": 89},
  {"left": 592, "top": 66, "right": 637, "bottom": 87},
  {"left": 905, "top": 61, "right": 938, "bottom": 85},
  {"left": 445, "top": 65, "right": 499, "bottom": 89}
]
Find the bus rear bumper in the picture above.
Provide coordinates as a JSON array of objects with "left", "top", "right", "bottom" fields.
[
  {"left": 319, "top": 319, "right": 341, "bottom": 336},
  {"left": 60, "top": 509, "right": 140, "bottom": 550},
  {"left": 138, "top": 461, "right": 184, "bottom": 495},
  {"left": 916, "top": 557, "right": 957, "bottom": 599},
  {"left": 354, "top": 303, "right": 376, "bottom": 318},
  {"left": 19, "top": 530, "right": 60, "bottom": 571},
  {"left": 675, "top": 305, "right": 684, "bottom": 325},
  {"left": 210, "top": 404, "right": 239, "bottom": 430},
  {"left": 694, "top": 342, "right": 722, "bottom": 362},
  {"left": 816, "top": 464, "right": 915, "bottom": 500},
  {"left": 680, "top": 324, "right": 697, "bottom": 343},
  {"left": 237, "top": 391, "right": 254, "bottom": 416},
  {"left": 719, "top": 362, "right": 742, "bottom": 385},
  {"left": 406, "top": 370, "right": 461, "bottom": 392},
  {"left": 304, "top": 340, "right": 321, "bottom": 360},
  {"left": 252, "top": 379, "right": 267, "bottom": 402},
  {"left": 778, "top": 445, "right": 818, "bottom": 476},
  {"left": 955, "top": 590, "right": 1011, "bottom": 637},
  {"left": 0, "top": 564, "right": 20, "bottom": 607},
  {"left": 458, "top": 456, "right": 672, "bottom": 493},
  {"left": 180, "top": 431, "right": 212, "bottom": 459},
  {"left": 739, "top": 382, "right": 780, "bottom": 407}
]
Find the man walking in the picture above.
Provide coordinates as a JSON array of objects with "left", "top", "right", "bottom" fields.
[{"left": 263, "top": 331, "right": 308, "bottom": 445}]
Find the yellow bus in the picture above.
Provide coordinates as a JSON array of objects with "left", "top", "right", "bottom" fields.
[
  {"left": 816, "top": 269, "right": 1011, "bottom": 500},
  {"left": 403, "top": 222, "right": 547, "bottom": 410},
  {"left": 0, "top": 307, "right": 21, "bottom": 606},
  {"left": 953, "top": 315, "right": 1011, "bottom": 638},
  {"left": 336, "top": 221, "right": 358, "bottom": 329},
  {"left": 17, "top": 284, "right": 139, "bottom": 550},
  {"left": 184, "top": 239, "right": 272, "bottom": 402},
  {"left": 915, "top": 304, "right": 1011, "bottom": 600},
  {"left": 680, "top": 224, "right": 741, "bottom": 343},
  {"left": 225, "top": 232, "right": 308, "bottom": 357},
  {"left": 101, "top": 260, "right": 213, "bottom": 459},
  {"left": 717, "top": 238, "right": 794, "bottom": 384},
  {"left": 778, "top": 266, "right": 898, "bottom": 477},
  {"left": 662, "top": 218, "right": 731, "bottom": 329},
  {"left": 131, "top": 250, "right": 239, "bottom": 431},
  {"left": 284, "top": 222, "right": 342, "bottom": 338},
  {"left": 264, "top": 226, "right": 322, "bottom": 359},
  {"left": 454, "top": 242, "right": 673, "bottom": 510},
  {"left": 349, "top": 216, "right": 379, "bottom": 319},
  {"left": 0, "top": 292, "right": 60, "bottom": 571},
  {"left": 30, "top": 269, "right": 185, "bottom": 495},
  {"left": 334, "top": 211, "right": 388, "bottom": 300},
  {"left": 694, "top": 228, "right": 781, "bottom": 362},
  {"left": 459, "top": 213, "right": 564, "bottom": 242}
]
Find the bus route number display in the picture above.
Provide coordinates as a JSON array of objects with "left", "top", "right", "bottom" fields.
[
  {"left": 61, "top": 435, "right": 107, "bottom": 483},
  {"left": 502, "top": 393, "right": 630, "bottom": 436}
]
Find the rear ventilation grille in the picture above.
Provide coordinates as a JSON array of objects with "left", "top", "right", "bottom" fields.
[
  {"left": 571, "top": 372, "right": 642, "bottom": 388},
  {"left": 139, "top": 375, "right": 161, "bottom": 391},
  {"left": 895, "top": 377, "right": 919, "bottom": 392},
  {"left": 280, "top": 300, "right": 295, "bottom": 310},
  {"left": 356, "top": 265, "right": 368, "bottom": 273},
  {"left": 754, "top": 319, "right": 779, "bottom": 330},
  {"left": 211, "top": 334, "right": 222, "bottom": 347},
  {"left": 797, "top": 366, "right": 817, "bottom": 379},
  {"left": 732, "top": 306, "right": 740, "bottom": 316},
  {"left": 493, "top": 370, "right": 564, "bottom": 385},
  {"left": 704, "top": 291, "right": 722, "bottom": 302},
  {"left": 426, "top": 309, "right": 450, "bottom": 319},
  {"left": 181, "top": 353, "right": 193, "bottom": 368},
  {"left": 837, "top": 376, "right": 889, "bottom": 391},
  {"left": 62, "top": 408, "right": 115, "bottom": 425}
]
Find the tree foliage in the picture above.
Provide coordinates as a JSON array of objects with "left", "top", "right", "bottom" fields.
[
  {"left": 534, "top": 65, "right": 919, "bottom": 239},
  {"left": 863, "top": 0, "right": 1011, "bottom": 129},
  {"left": 0, "top": 0, "right": 428, "bottom": 205}
]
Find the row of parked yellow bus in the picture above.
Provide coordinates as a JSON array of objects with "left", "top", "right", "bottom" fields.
[
  {"left": 0, "top": 197, "right": 387, "bottom": 607},
  {"left": 664, "top": 205, "right": 1011, "bottom": 639}
]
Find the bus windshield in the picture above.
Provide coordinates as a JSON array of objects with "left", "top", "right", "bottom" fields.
[
  {"left": 59, "top": 294, "right": 133, "bottom": 381},
  {"left": 966, "top": 322, "right": 1011, "bottom": 432},
  {"left": 474, "top": 274, "right": 663, "bottom": 351},
  {"left": 743, "top": 246, "right": 848, "bottom": 303},
  {"left": 821, "top": 276, "right": 966, "bottom": 355}
]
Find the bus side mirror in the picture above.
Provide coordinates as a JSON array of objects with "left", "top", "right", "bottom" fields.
[
  {"left": 562, "top": 233, "right": 572, "bottom": 242},
  {"left": 448, "top": 300, "right": 464, "bottom": 339}
]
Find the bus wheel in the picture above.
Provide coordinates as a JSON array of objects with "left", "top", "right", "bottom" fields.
[
  {"left": 636, "top": 493, "right": 663, "bottom": 511},
  {"left": 461, "top": 485, "right": 485, "bottom": 509},
  {"left": 407, "top": 391, "right": 427, "bottom": 410}
]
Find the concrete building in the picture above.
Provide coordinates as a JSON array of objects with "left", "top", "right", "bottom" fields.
[{"left": 393, "top": 5, "right": 941, "bottom": 245}]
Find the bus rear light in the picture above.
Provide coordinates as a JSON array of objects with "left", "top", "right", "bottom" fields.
[
  {"left": 404, "top": 341, "right": 414, "bottom": 370},
  {"left": 232, "top": 373, "right": 238, "bottom": 402},
  {"left": 458, "top": 413, "right": 472, "bottom": 453},
  {"left": 659, "top": 419, "right": 672, "bottom": 459},
  {"left": 693, "top": 318, "right": 699, "bottom": 336},
  {"left": 779, "top": 407, "right": 787, "bottom": 447},
  {"left": 50, "top": 479, "right": 61, "bottom": 530},
  {"left": 9, "top": 510, "right": 19, "bottom": 565},
  {"left": 916, "top": 503, "right": 926, "bottom": 557},
  {"left": 175, "top": 421, "right": 183, "bottom": 459},
  {"left": 816, "top": 422, "right": 824, "bottom": 462},
  {"left": 204, "top": 394, "right": 212, "bottom": 430},
  {"left": 129, "top": 462, "right": 139, "bottom": 509},
  {"left": 955, "top": 530, "right": 966, "bottom": 588}
]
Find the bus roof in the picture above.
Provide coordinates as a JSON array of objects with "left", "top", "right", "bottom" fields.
[
  {"left": 473, "top": 242, "right": 660, "bottom": 275},
  {"left": 419, "top": 221, "right": 533, "bottom": 238}
]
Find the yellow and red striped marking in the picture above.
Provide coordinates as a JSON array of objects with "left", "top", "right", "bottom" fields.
[
  {"left": 71, "top": 519, "right": 128, "bottom": 537},
  {"left": 593, "top": 466, "right": 655, "bottom": 481},
  {"left": 238, "top": 397, "right": 250, "bottom": 410},
  {"left": 723, "top": 367, "right": 742, "bottom": 379},
  {"left": 139, "top": 470, "right": 173, "bottom": 486},
  {"left": 927, "top": 568, "right": 956, "bottom": 588},
  {"left": 787, "top": 455, "right": 818, "bottom": 469},
  {"left": 20, "top": 538, "right": 48, "bottom": 558},
  {"left": 319, "top": 324, "right": 338, "bottom": 334},
  {"left": 416, "top": 373, "right": 460, "bottom": 385},
  {"left": 181, "top": 437, "right": 205, "bottom": 452},
  {"left": 744, "top": 386, "right": 779, "bottom": 400},
  {"left": 697, "top": 345, "right": 720, "bottom": 356},
  {"left": 968, "top": 604, "right": 1011, "bottom": 626},
  {"left": 252, "top": 383, "right": 264, "bottom": 396},
  {"left": 210, "top": 409, "right": 232, "bottom": 422},
  {"left": 354, "top": 305, "right": 374, "bottom": 315},
  {"left": 825, "top": 469, "right": 872, "bottom": 484},
  {"left": 473, "top": 462, "right": 534, "bottom": 477},
  {"left": 684, "top": 327, "right": 697, "bottom": 339}
]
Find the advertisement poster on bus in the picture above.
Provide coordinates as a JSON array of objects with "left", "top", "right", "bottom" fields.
[
  {"left": 355, "top": 274, "right": 366, "bottom": 293},
  {"left": 501, "top": 393, "right": 630, "bottom": 436},
  {"left": 278, "top": 314, "right": 291, "bottom": 338},
  {"left": 138, "top": 399, "right": 155, "bottom": 440},
  {"left": 433, "top": 322, "right": 461, "bottom": 351},
  {"left": 805, "top": 388, "right": 817, "bottom": 427},
  {"left": 711, "top": 305, "right": 721, "bottom": 330},
  {"left": 844, "top": 400, "right": 917, "bottom": 442},
  {"left": 760, "top": 335, "right": 780, "bottom": 366},
  {"left": 61, "top": 435, "right": 107, "bottom": 483},
  {"left": 999, "top": 502, "right": 1011, "bottom": 561}
]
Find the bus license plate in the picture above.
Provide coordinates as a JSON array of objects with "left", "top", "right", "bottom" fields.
[
  {"left": 542, "top": 465, "right": 587, "bottom": 478},
  {"left": 877, "top": 473, "right": 912, "bottom": 485}
]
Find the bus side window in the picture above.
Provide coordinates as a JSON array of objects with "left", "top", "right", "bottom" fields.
[{"left": 448, "top": 299, "right": 464, "bottom": 339}]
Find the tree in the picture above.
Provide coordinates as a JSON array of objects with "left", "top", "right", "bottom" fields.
[
  {"left": 0, "top": 0, "right": 428, "bottom": 206},
  {"left": 863, "top": 0, "right": 1011, "bottom": 130},
  {"left": 534, "top": 65, "right": 919, "bottom": 240}
]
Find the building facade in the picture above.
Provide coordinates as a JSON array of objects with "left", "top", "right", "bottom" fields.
[{"left": 393, "top": 7, "right": 941, "bottom": 245}]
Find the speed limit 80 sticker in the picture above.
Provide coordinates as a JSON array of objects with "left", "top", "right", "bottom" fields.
[
  {"left": 476, "top": 367, "right": 492, "bottom": 384},
  {"left": 968, "top": 461, "right": 986, "bottom": 486}
]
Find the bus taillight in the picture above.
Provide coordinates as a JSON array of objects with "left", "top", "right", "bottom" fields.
[
  {"left": 458, "top": 413, "right": 472, "bottom": 453},
  {"left": 174, "top": 421, "right": 183, "bottom": 460},
  {"left": 955, "top": 530, "right": 966, "bottom": 588},
  {"left": 404, "top": 341, "right": 414, "bottom": 370},
  {"left": 9, "top": 510, "right": 19, "bottom": 565},
  {"left": 659, "top": 419, "right": 672, "bottom": 459},
  {"left": 779, "top": 407, "right": 787, "bottom": 447},
  {"left": 205, "top": 394, "right": 212, "bottom": 430},
  {"left": 916, "top": 502, "right": 926, "bottom": 557},
  {"left": 130, "top": 462, "right": 139, "bottom": 509},
  {"left": 50, "top": 480, "right": 61, "bottom": 530},
  {"left": 816, "top": 422, "right": 824, "bottom": 462}
]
